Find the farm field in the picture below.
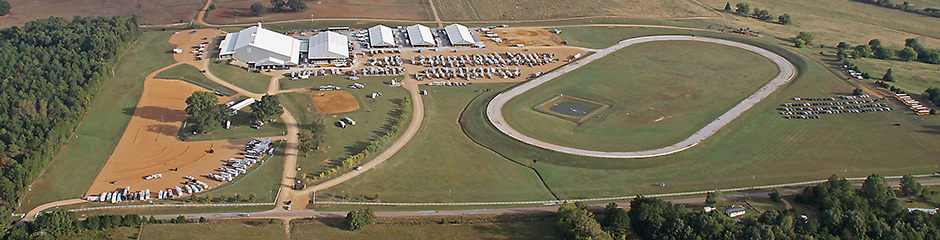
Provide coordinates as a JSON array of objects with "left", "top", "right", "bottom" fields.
[
  {"left": 502, "top": 40, "right": 779, "bottom": 152},
  {"left": 208, "top": 60, "right": 272, "bottom": 94},
  {"left": 290, "top": 220, "right": 563, "bottom": 240},
  {"left": 156, "top": 64, "right": 236, "bottom": 96},
  {"left": 854, "top": 57, "right": 940, "bottom": 94},
  {"left": 139, "top": 223, "right": 287, "bottom": 240},
  {"left": 433, "top": 0, "right": 716, "bottom": 21},
  {"left": 460, "top": 31, "right": 940, "bottom": 200},
  {"left": 318, "top": 84, "right": 555, "bottom": 203},
  {"left": 0, "top": 0, "right": 203, "bottom": 28},
  {"left": 204, "top": 0, "right": 430, "bottom": 25},
  {"left": 277, "top": 76, "right": 412, "bottom": 184},
  {"left": 17, "top": 32, "right": 177, "bottom": 213},
  {"left": 697, "top": 0, "right": 940, "bottom": 47}
]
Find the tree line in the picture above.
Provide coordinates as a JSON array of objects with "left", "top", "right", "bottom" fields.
[
  {"left": 834, "top": 38, "right": 939, "bottom": 64},
  {"left": 250, "top": 0, "right": 307, "bottom": 16},
  {"left": 0, "top": 16, "right": 139, "bottom": 237},
  {"left": 557, "top": 173, "right": 939, "bottom": 239},
  {"left": 725, "top": 2, "right": 792, "bottom": 24},
  {"left": 852, "top": 0, "right": 940, "bottom": 19}
]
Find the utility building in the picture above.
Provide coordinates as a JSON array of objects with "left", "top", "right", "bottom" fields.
[
  {"left": 219, "top": 23, "right": 301, "bottom": 68},
  {"left": 368, "top": 25, "right": 396, "bottom": 47},
  {"left": 304, "top": 31, "right": 349, "bottom": 63},
  {"left": 444, "top": 23, "right": 475, "bottom": 46},
  {"left": 406, "top": 24, "right": 435, "bottom": 46}
]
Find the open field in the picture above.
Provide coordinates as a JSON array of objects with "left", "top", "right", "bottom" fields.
[
  {"left": 18, "top": 32, "right": 177, "bottom": 213},
  {"left": 458, "top": 28, "right": 940, "bottom": 200},
  {"left": 491, "top": 27, "right": 565, "bottom": 47},
  {"left": 697, "top": 0, "right": 940, "bottom": 47},
  {"left": 318, "top": 84, "right": 554, "bottom": 203},
  {"left": 502, "top": 40, "right": 779, "bottom": 151},
  {"left": 277, "top": 76, "right": 412, "bottom": 183},
  {"left": 0, "top": 0, "right": 203, "bottom": 28},
  {"left": 290, "top": 220, "right": 562, "bottom": 240},
  {"left": 204, "top": 0, "right": 430, "bottom": 25},
  {"left": 434, "top": 0, "right": 716, "bottom": 21},
  {"left": 156, "top": 64, "right": 236, "bottom": 96},
  {"left": 140, "top": 223, "right": 287, "bottom": 240},
  {"left": 65, "top": 227, "right": 139, "bottom": 240},
  {"left": 854, "top": 57, "right": 940, "bottom": 94},
  {"left": 208, "top": 60, "right": 271, "bottom": 94}
]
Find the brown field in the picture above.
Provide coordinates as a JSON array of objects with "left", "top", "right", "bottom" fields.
[
  {"left": 313, "top": 90, "right": 360, "bottom": 114},
  {"left": 434, "top": 0, "right": 716, "bottom": 21},
  {"left": 492, "top": 27, "right": 564, "bottom": 47},
  {"left": 0, "top": 0, "right": 202, "bottom": 28},
  {"left": 204, "top": 0, "right": 430, "bottom": 25}
]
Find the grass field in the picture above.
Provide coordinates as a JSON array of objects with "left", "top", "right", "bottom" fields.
[
  {"left": 290, "top": 220, "right": 562, "bottom": 240},
  {"left": 434, "top": 0, "right": 715, "bottom": 21},
  {"left": 177, "top": 110, "right": 287, "bottom": 141},
  {"left": 205, "top": 0, "right": 430, "bottom": 25},
  {"left": 208, "top": 60, "right": 271, "bottom": 94},
  {"left": 697, "top": 0, "right": 940, "bottom": 47},
  {"left": 854, "top": 57, "right": 940, "bottom": 94},
  {"left": 139, "top": 223, "right": 287, "bottom": 240},
  {"left": 502, "top": 40, "right": 779, "bottom": 151},
  {"left": 277, "top": 76, "right": 412, "bottom": 183},
  {"left": 457, "top": 27, "right": 940, "bottom": 200},
  {"left": 18, "top": 32, "right": 177, "bottom": 213},
  {"left": 64, "top": 226, "right": 140, "bottom": 240},
  {"left": 155, "top": 64, "right": 236, "bottom": 96},
  {"left": 318, "top": 84, "right": 555, "bottom": 203}
]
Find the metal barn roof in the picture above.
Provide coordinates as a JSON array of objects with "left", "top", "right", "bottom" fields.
[
  {"left": 368, "top": 25, "right": 396, "bottom": 47},
  {"left": 307, "top": 31, "right": 349, "bottom": 60},
  {"left": 444, "top": 24, "right": 475, "bottom": 45},
  {"left": 406, "top": 24, "right": 435, "bottom": 46}
]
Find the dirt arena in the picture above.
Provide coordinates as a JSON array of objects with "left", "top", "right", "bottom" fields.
[
  {"left": 86, "top": 28, "right": 256, "bottom": 198},
  {"left": 0, "top": 0, "right": 200, "bottom": 28},
  {"left": 205, "top": 0, "right": 430, "bottom": 24},
  {"left": 312, "top": 91, "right": 360, "bottom": 114},
  {"left": 491, "top": 28, "right": 565, "bottom": 47}
]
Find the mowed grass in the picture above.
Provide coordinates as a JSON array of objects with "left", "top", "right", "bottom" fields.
[
  {"left": 177, "top": 110, "right": 287, "bottom": 141},
  {"left": 319, "top": 84, "right": 554, "bottom": 203},
  {"left": 208, "top": 60, "right": 271, "bottom": 94},
  {"left": 696, "top": 0, "right": 940, "bottom": 47},
  {"left": 460, "top": 28, "right": 940, "bottom": 200},
  {"left": 18, "top": 32, "right": 177, "bottom": 213},
  {"left": 854, "top": 57, "right": 940, "bottom": 93},
  {"left": 278, "top": 76, "right": 412, "bottom": 181},
  {"left": 290, "top": 220, "right": 563, "bottom": 240},
  {"left": 155, "top": 64, "right": 236, "bottom": 96},
  {"left": 502, "top": 40, "right": 779, "bottom": 151},
  {"left": 139, "top": 223, "right": 287, "bottom": 240},
  {"left": 434, "top": 0, "right": 715, "bottom": 20}
]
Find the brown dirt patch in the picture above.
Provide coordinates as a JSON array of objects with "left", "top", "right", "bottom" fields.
[
  {"left": 491, "top": 27, "right": 564, "bottom": 47},
  {"left": 312, "top": 91, "right": 360, "bottom": 114},
  {"left": 0, "top": 0, "right": 200, "bottom": 28},
  {"left": 205, "top": 0, "right": 429, "bottom": 24}
]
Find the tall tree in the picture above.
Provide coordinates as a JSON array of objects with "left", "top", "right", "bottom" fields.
[
  {"left": 270, "top": 0, "right": 286, "bottom": 12},
  {"left": 796, "top": 32, "right": 815, "bottom": 45},
  {"left": 770, "top": 188, "right": 783, "bottom": 202},
  {"left": 899, "top": 175, "right": 923, "bottom": 196},
  {"left": 602, "top": 203, "right": 630, "bottom": 239},
  {"left": 735, "top": 3, "right": 750, "bottom": 15},
  {"left": 861, "top": 173, "right": 894, "bottom": 202},
  {"left": 883, "top": 68, "right": 895, "bottom": 82},
  {"left": 286, "top": 0, "right": 307, "bottom": 11},
  {"left": 0, "top": 0, "right": 10, "bottom": 16},
  {"left": 778, "top": 14, "right": 791, "bottom": 24},
  {"left": 34, "top": 209, "right": 77, "bottom": 238},
  {"left": 853, "top": 44, "right": 873, "bottom": 58},
  {"left": 185, "top": 92, "right": 228, "bottom": 133},
  {"left": 725, "top": 2, "right": 732, "bottom": 11},
  {"left": 557, "top": 202, "right": 608, "bottom": 240},
  {"left": 346, "top": 208, "right": 375, "bottom": 230},
  {"left": 250, "top": 94, "right": 284, "bottom": 123},
  {"left": 250, "top": 2, "right": 265, "bottom": 16},
  {"left": 899, "top": 47, "right": 918, "bottom": 61},
  {"left": 705, "top": 191, "right": 722, "bottom": 205}
]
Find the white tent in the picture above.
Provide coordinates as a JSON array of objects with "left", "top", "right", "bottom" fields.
[
  {"left": 406, "top": 24, "right": 435, "bottom": 46},
  {"left": 368, "top": 25, "right": 396, "bottom": 47},
  {"left": 219, "top": 23, "right": 301, "bottom": 66},
  {"left": 444, "top": 23, "right": 475, "bottom": 46},
  {"left": 307, "top": 31, "right": 349, "bottom": 60}
]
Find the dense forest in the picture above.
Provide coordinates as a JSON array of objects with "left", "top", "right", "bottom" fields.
[{"left": 0, "top": 16, "right": 139, "bottom": 235}]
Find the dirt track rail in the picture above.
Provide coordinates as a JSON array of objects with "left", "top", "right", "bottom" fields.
[{"left": 486, "top": 35, "right": 797, "bottom": 159}]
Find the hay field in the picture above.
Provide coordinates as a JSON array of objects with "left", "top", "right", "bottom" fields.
[
  {"left": 0, "top": 0, "right": 202, "bottom": 28},
  {"left": 204, "top": 0, "right": 430, "bottom": 24},
  {"left": 434, "top": 0, "right": 716, "bottom": 20}
]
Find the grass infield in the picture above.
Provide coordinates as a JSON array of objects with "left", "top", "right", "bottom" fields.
[{"left": 534, "top": 94, "right": 610, "bottom": 123}]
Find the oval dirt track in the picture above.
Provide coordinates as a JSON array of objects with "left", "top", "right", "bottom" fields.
[{"left": 486, "top": 35, "right": 797, "bottom": 159}]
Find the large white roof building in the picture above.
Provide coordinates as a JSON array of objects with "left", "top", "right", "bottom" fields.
[
  {"left": 306, "top": 31, "right": 349, "bottom": 60},
  {"left": 444, "top": 23, "right": 475, "bottom": 46},
  {"left": 368, "top": 25, "right": 396, "bottom": 47},
  {"left": 406, "top": 24, "right": 435, "bottom": 46},
  {"left": 219, "top": 24, "right": 301, "bottom": 66}
]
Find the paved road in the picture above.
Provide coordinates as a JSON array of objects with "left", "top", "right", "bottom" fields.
[{"left": 486, "top": 35, "right": 797, "bottom": 158}]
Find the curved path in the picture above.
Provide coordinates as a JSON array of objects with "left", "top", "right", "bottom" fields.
[{"left": 486, "top": 35, "right": 797, "bottom": 159}]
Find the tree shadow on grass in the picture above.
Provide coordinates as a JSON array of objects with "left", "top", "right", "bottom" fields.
[
  {"left": 917, "top": 125, "right": 940, "bottom": 135},
  {"left": 130, "top": 106, "right": 187, "bottom": 123}
]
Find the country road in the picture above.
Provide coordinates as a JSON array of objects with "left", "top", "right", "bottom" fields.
[{"left": 486, "top": 35, "right": 797, "bottom": 159}]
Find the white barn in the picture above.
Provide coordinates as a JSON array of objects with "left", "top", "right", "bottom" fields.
[
  {"left": 305, "top": 31, "right": 349, "bottom": 62},
  {"left": 406, "top": 24, "right": 435, "bottom": 46},
  {"left": 444, "top": 23, "right": 475, "bottom": 46},
  {"left": 219, "top": 23, "right": 301, "bottom": 67},
  {"left": 368, "top": 25, "right": 396, "bottom": 47}
]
